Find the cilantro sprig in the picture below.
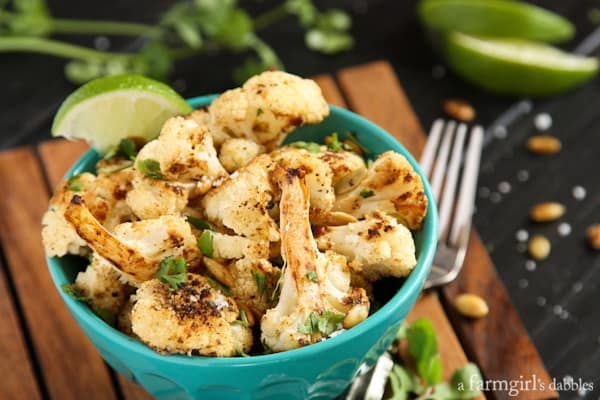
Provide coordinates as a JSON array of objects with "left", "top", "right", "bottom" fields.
[
  {"left": 297, "top": 311, "right": 344, "bottom": 336},
  {"left": 389, "top": 318, "right": 483, "bottom": 400},
  {"left": 155, "top": 256, "right": 187, "bottom": 290},
  {"left": 0, "top": 0, "right": 354, "bottom": 84}
]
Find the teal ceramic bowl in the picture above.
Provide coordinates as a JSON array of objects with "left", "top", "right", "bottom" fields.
[{"left": 47, "top": 95, "right": 438, "bottom": 400}]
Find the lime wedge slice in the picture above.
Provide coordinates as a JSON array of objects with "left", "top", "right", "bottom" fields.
[
  {"left": 52, "top": 74, "right": 192, "bottom": 154},
  {"left": 444, "top": 32, "right": 599, "bottom": 96},
  {"left": 419, "top": 0, "right": 574, "bottom": 43}
]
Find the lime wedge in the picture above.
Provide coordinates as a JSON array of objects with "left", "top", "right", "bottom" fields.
[
  {"left": 419, "top": 0, "right": 574, "bottom": 43},
  {"left": 444, "top": 32, "right": 599, "bottom": 96},
  {"left": 52, "top": 74, "right": 192, "bottom": 154}
]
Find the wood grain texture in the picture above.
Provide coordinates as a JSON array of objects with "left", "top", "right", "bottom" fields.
[
  {"left": 0, "top": 258, "right": 42, "bottom": 400},
  {"left": 337, "top": 61, "right": 557, "bottom": 400},
  {"left": 0, "top": 147, "right": 117, "bottom": 400},
  {"left": 37, "top": 140, "right": 154, "bottom": 400},
  {"left": 315, "top": 71, "right": 478, "bottom": 391}
]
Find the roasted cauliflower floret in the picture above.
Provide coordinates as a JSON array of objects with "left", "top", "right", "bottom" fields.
[
  {"left": 315, "top": 211, "right": 417, "bottom": 282},
  {"left": 74, "top": 254, "right": 130, "bottom": 314},
  {"left": 202, "top": 155, "right": 279, "bottom": 242},
  {"left": 219, "top": 138, "right": 266, "bottom": 173},
  {"left": 261, "top": 168, "right": 369, "bottom": 352},
  {"left": 131, "top": 273, "right": 253, "bottom": 356},
  {"left": 64, "top": 196, "right": 200, "bottom": 284},
  {"left": 230, "top": 258, "right": 280, "bottom": 316},
  {"left": 208, "top": 71, "right": 329, "bottom": 150},
  {"left": 186, "top": 108, "right": 231, "bottom": 148},
  {"left": 332, "top": 151, "right": 427, "bottom": 230},
  {"left": 318, "top": 150, "right": 368, "bottom": 195},
  {"left": 211, "top": 231, "right": 270, "bottom": 260},
  {"left": 272, "top": 146, "right": 335, "bottom": 222},
  {"left": 42, "top": 170, "right": 135, "bottom": 257},
  {"left": 135, "top": 116, "right": 228, "bottom": 185},
  {"left": 126, "top": 171, "right": 188, "bottom": 219}
]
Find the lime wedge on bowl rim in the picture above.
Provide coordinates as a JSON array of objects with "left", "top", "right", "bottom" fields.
[
  {"left": 444, "top": 32, "right": 599, "bottom": 97},
  {"left": 419, "top": 0, "right": 574, "bottom": 43},
  {"left": 52, "top": 74, "right": 192, "bottom": 154}
]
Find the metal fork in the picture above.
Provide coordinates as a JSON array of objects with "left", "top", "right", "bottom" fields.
[
  {"left": 346, "top": 119, "right": 483, "bottom": 400},
  {"left": 420, "top": 119, "right": 484, "bottom": 289}
]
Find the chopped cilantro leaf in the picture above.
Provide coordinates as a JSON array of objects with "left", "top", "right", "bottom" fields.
[
  {"left": 61, "top": 283, "right": 90, "bottom": 302},
  {"left": 67, "top": 174, "right": 83, "bottom": 192},
  {"left": 137, "top": 159, "right": 163, "bottom": 179},
  {"left": 186, "top": 216, "right": 212, "bottom": 231},
  {"left": 253, "top": 270, "right": 266, "bottom": 295},
  {"left": 326, "top": 132, "right": 342, "bottom": 152},
  {"left": 198, "top": 230, "right": 214, "bottom": 258},
  {"left": 359, "top": 189, "right": 375, "bottom": 198},
  {"left": 117, "top": 138, "right": 138, "bottom": 160},
  {"left": 291, "top": 141, "right": 322, "bottom": 153},
  {"left": 305, "top": 271, "right": 319, "bottom": 282},
  {"left": 297, "top": 311, "right": 344, "bottom": 335},
  {"left": 155, "top": 256, "right": 187, "bottom": 290}
]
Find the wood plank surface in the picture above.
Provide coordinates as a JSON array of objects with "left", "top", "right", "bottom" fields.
[
  {"left": 314, "top": 73, "right": 479, "bottom": 390},
  {"left": 38, "top": 140, "right": 153, "bottom": 400},
  {"left": 0, "top": 147, "right": 118, "bottom": 400},
  {"left": 336, "top": 61, "right": 557, "bottom": 400},
  {"left": 0, "top": 257, "right": 42, "bottom": 400}
]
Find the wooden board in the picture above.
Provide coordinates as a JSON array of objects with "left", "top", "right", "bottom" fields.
[{"left": 0, "top": 61, "right": 556, "bottom": 399}]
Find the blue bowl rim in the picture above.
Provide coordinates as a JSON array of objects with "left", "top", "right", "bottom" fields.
[{"left": 47, "top": 94, "right": 438, "bottom": 367}]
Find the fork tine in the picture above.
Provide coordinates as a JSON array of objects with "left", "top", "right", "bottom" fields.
[
  {"left": 449, "top": 126, "right": 484, "bottom": 246},
  {"left": 429, "top": 121, "right": 456, "bottom": 202},
  {"left": 438, "top": 123, "right": 467, "bottom": 241},
  {"left": 420, "top": 119, "right": 444, "bottom": 176}
]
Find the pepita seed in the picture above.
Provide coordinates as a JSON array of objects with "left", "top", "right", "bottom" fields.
[
  {"left": 530, "top": 202, "right": 565, "bottom": 222},
  {"left": 454, "top": 293, "right": 488, "bottom": 318},
  {"left": 587, "top": 224, "right": 600, "bottom": 250},
  {"left": 203, "top": 257, "right": 235, "bottom": 288},
  {"left": 443, "top": 99, "right": 476, "bottom": 122},
  {"left": 526, "top": 135, "right": 561, "bottom": 155},
  {"left": 528, "top": 235, "right": 551, "bottom": 261},
  {"left": 322, "top": 211, "right": 358, "bottom": 226}
]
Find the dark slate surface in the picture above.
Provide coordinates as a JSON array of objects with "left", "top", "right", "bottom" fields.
[{"left": 1, "top": 0, "right": 598, "bottom": 398}]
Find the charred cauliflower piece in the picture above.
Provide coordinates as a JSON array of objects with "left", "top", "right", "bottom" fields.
[
  {"left": 64, "top": 196, "right": 200, "bottom": 284},
  {"left": 126, "top": 171, "right": 188, "bottom": 220},
  {"left": 272, "top": 146, "right": 335, "bottom": 222},
  {"left": 315, "top": 211, "right": 417, "bottom": 282},
  {"left": 135, "top": 116, "right": 228, "bottom": 187},
  {"left": 202, "top": 155, "right": 279, "bottom": 242},
  {"left": 209, "top": 71, "right": 329, "bottom": 150},
  {"left": 186, "top": 108, "right": 231, "bottom": 148},
  {"left": 332, "top": 151, "right": 427, "bottom": 230},
  {"left": 75, "top": 254, "right": 131, "bottom": 314},
  {"left": 230, "top": 257, "right": 280, "bottom": 316},
  {"left": 261, "top": 168, "right": 369, "bottom": 352},
  {"left": 131, "top": 273, "right": 253, "bottom": 356},
  {"left": 318, "top": 150, "right": 368, "bottom": 195},
  {"left": 42, "top": 170, "right": 135, "bottom": 257},
  {"left": 219, "top": 138, "right": 266, "bottom": 173},
  {"left": 211, "top": 231, "right": 270, "bottom": 260}
]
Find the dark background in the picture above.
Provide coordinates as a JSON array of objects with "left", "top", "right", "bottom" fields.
[{"left": 1, "top": 1, "right": 599, "bottom": 398}]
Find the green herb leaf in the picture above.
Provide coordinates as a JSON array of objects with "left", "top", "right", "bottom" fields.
[
  {"left": 389, "top": 364, "right": 422, "bottom": 399},
  {"left": 205, "top": 276, "right": 232, "bottom": 296},
  {"left": 67, "top": 174, "right": 83, "bottom": 192},
  {"left": 155, "top": 256, "right": 187, "bottom": 290},
  {"left": 326, "top": 132, "right": 342, "bottom": 152},
  {"left": 256, "top": 107, "right": 264, "bottom": 116},
  {"left": 117, "top": 138, "right": 138, "bottom": 160},
  {"left": 317, "top": 9, "right": 352, "bottom": 31},
  {"left": 291, "top": 141, "right": 322, "bottom": 153},
  {"left": 359, "top": 189, "right": 374, "bottom": 198},
  {"left": 239, "top": 308, "right": 249, "bottom": 327},
  {"left": 297, "top": 311, "right": 344, "bottom": 336},
  {"left": 198, "top": 230, "right": 214, "bottom": 258},
  {"left": 61, "top": 283, "right": 90, "bottom": 302},
  {"left": 137, "top": 159, "right": 163, "bottom": 179},
  {"left": 186, "top": 216, "right": 212, "bottom": 231},
  {"left": 407, "top": 318, "right": 443, "bottom": 386},
  {"left": 253, "top": 270, "right": 266, "bottom": 295},
  {"left": 305, "top": 271, "right": 318, "bottom": 282},
  {"left": 450, "top": 363, "right": 483, "bottom": 399},
  {"left": 305, "top": 29, "right": 353, "bottom": 54}
]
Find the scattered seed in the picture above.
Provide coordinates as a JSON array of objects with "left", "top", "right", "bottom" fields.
[
  {"left": 323, "top": 211, "right": 358, "bottom": 226},
  {"left": 530, "top": 202, "right": 565, "bottom": 222},
  {"left": 516, "top": 243, "right": 527, "bottom": 253},
  {"left": 576, "top": 387, "right": 587, "bottom": 397},
  {"left": 497, "top": 181, "right": 512, "bottom": 194},
  {"left": 518, "top": 278, "right": 528, "bottom": 289},
  {"left": 517, "top": 169, "right": 530, "bottom": 182},
  {"left": 432, "top": 65, "right": 446, "bottom": 79},
  {"left": 516, "top": 229, "right": 529, "bottom": 242},
  {"left": 554, "top": 305, "right": 564, "bottom": 315},
  {"left": 586, "top": 224, "right": 600, "bottom": 250},
  {"left": 528, "top": 235, "right": 551, "bottom": 261},
  {"left": 572, "top": 185, "right": 587, "bottom": 200},
  {"left": 526, "top": 135, "right": 562, "bottom": 155},
  {"left": 493, "top": 125, "right": 508, "bottom": 139},
  {"left": 557, "top": 222, "right": 572, "bottom": 237},
  {"left": 490, "top": 192, "right": 502, "bottom": 203},
  {"left": 454, "top": 293, "right": 489, "bottom": 318},
  {"left": 560, "top": 310, "right": 569, "bottom": 320},
  {"left": 443, "top": 99, "right": 476, "bottom": 122},
  {"left": 536, "top": 296, "right": 546, "bottom": 307},
  {"left": 525, "top": 260, "right": 536, "bottom": 271},
  {"left": 534, "top": 113, "right": 553, "bottom": 131},
  {"left": 572, "top": 281, "right": 583, "bottom": 293}
]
